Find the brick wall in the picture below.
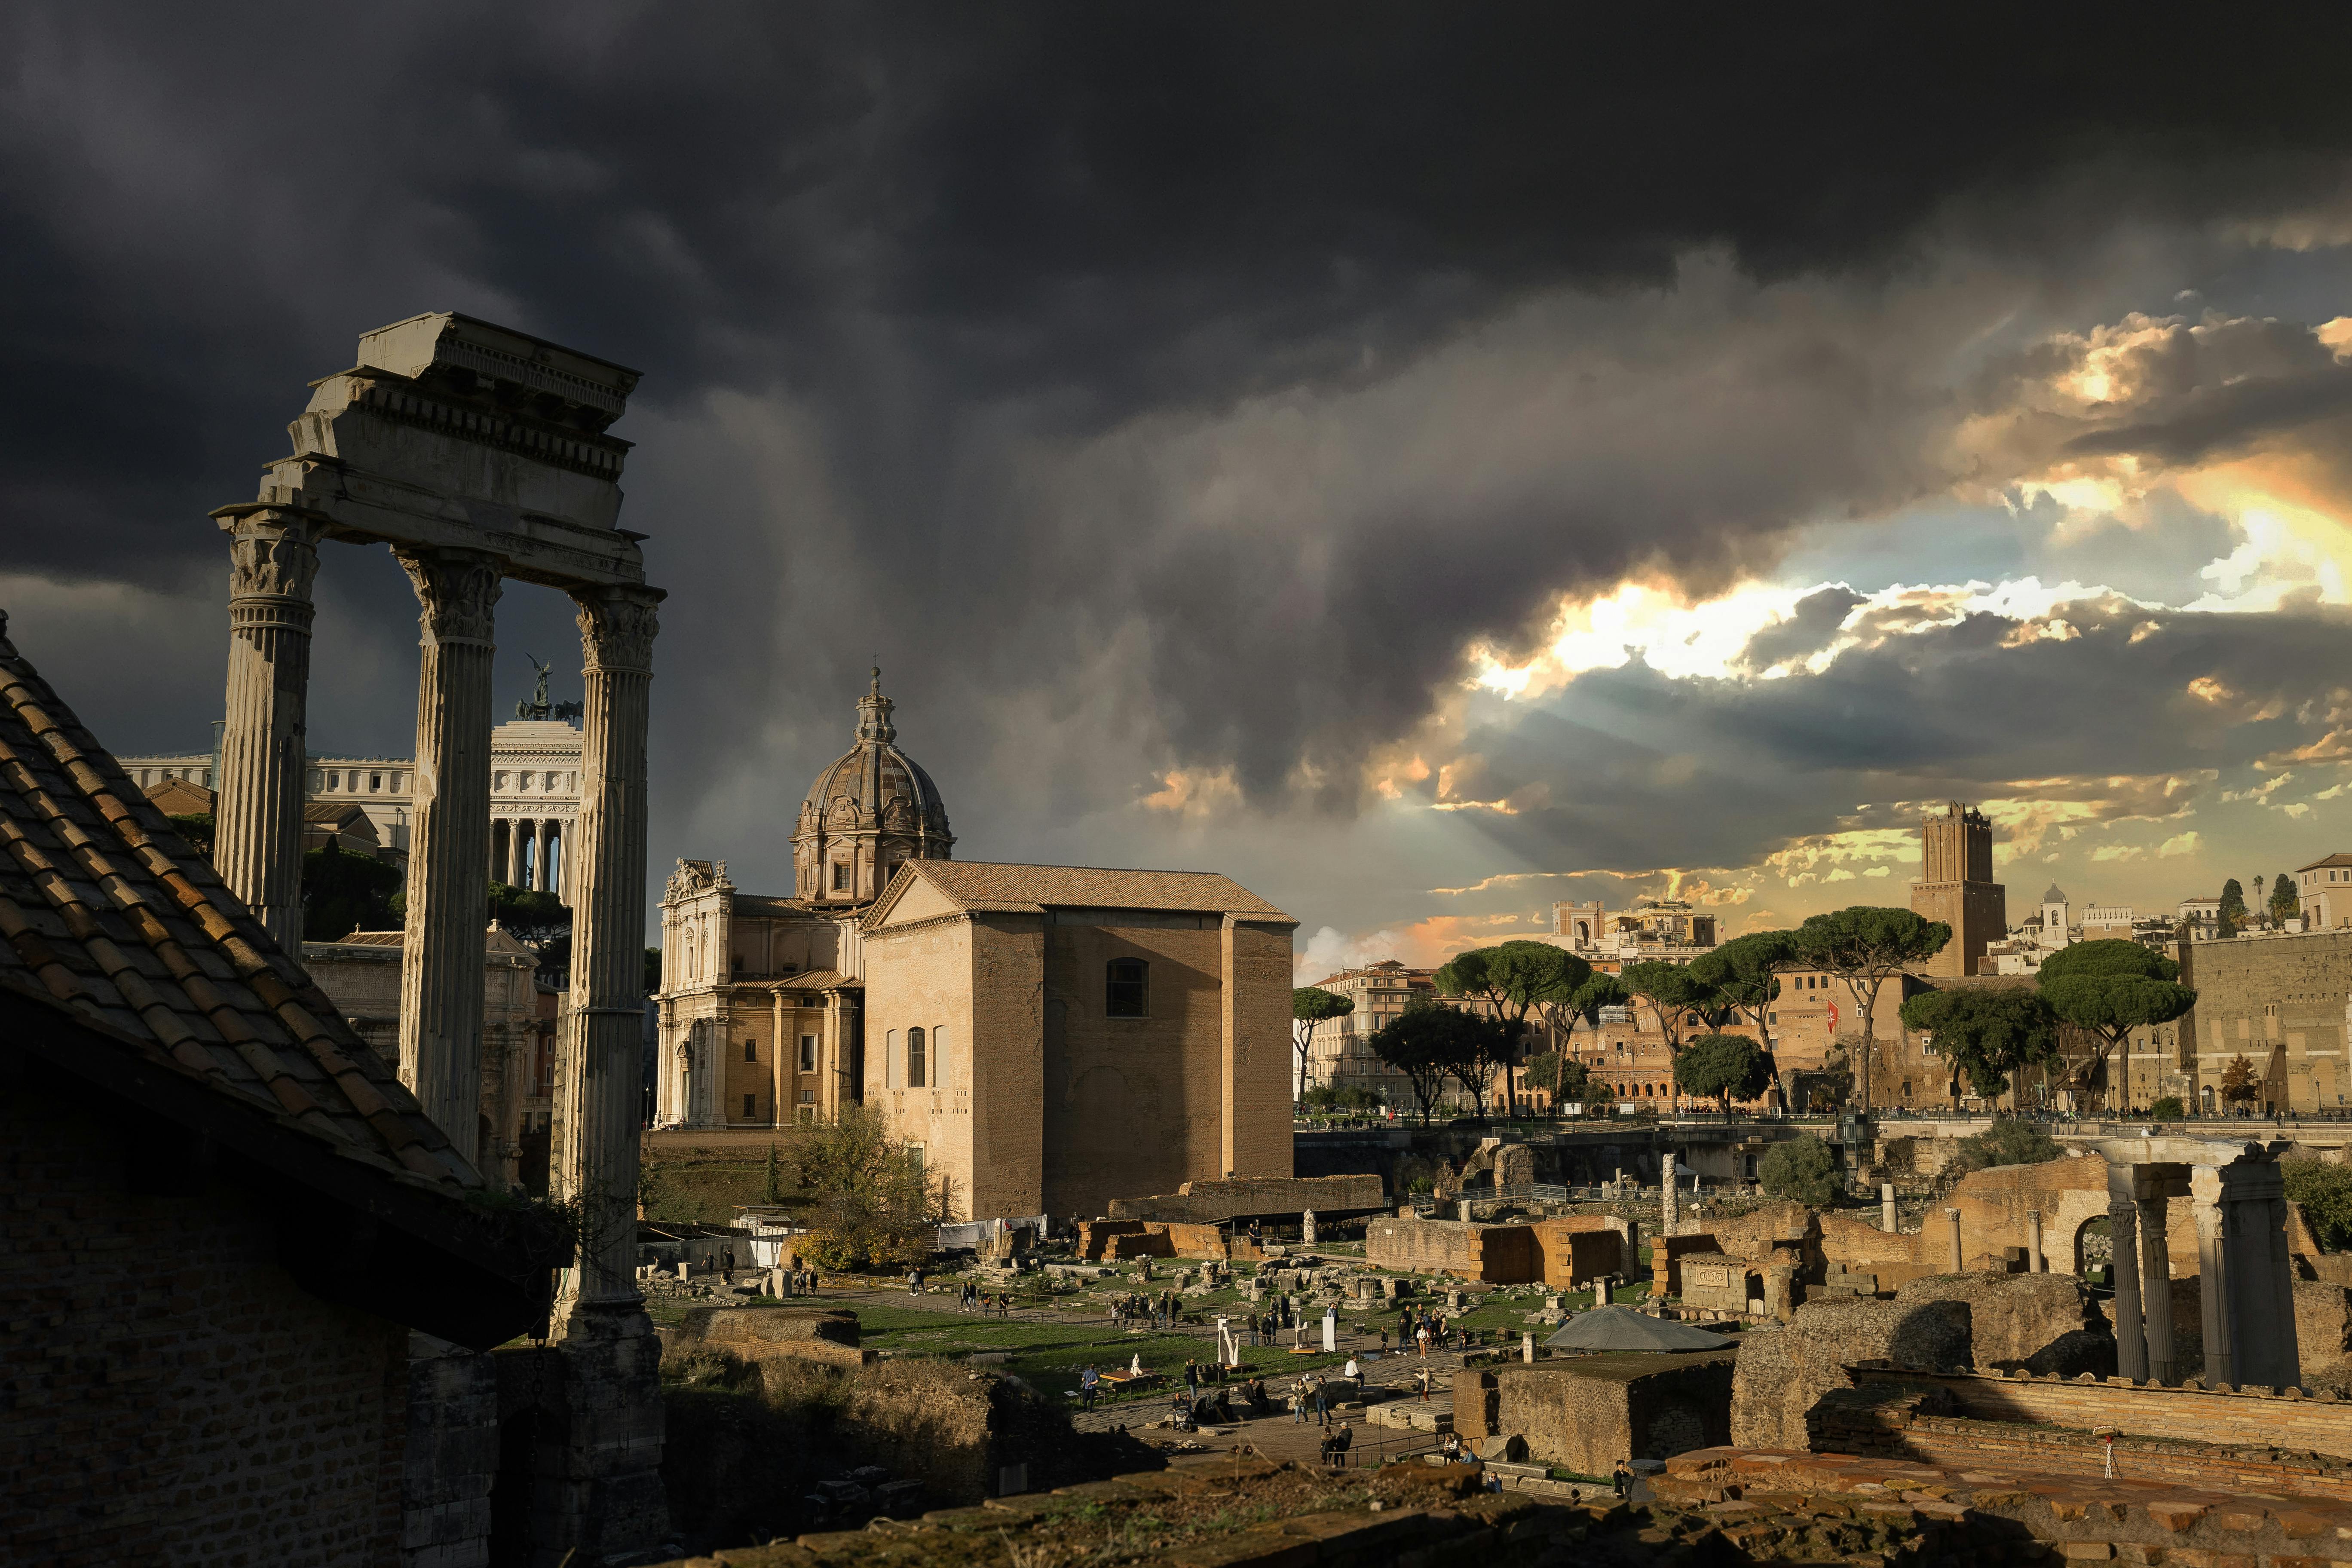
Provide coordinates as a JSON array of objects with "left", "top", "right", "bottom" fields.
[
  {"left": 1365, "top": 1217, "right": 1539, "bottom": 1282},
  {"left": 1528, "top": 1221, "right": 1622, "bottom": 1287},
  {"left": 1470, "top": 1353, "right": 1737, "bottom": 1475},
  {"left": 2182, "top": 928, "right": 2352, "bottom": 1112},
  {"left": 1849, "top": 1364, "right": 2352, "bottom": 1457},
  {"left": 0, "top": 1089, "right": 408, "bottom": 1568}
]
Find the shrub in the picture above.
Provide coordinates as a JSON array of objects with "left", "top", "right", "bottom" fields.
[
  {"left": 1947, "top": 1118, "right": 2059, "bottom": 1176},
  {"left": 2284, "top": 1159, "right": 2352, "bottom": 1253},
  {"left": 2147, "top": 1096, "right": 2186, "bottom": 1121},
  {"left": 1758, "top": 1133, "right": 1842, "bottom": 1205}
]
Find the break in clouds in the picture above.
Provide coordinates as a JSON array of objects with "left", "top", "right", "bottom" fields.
[{"left": 8, "top": 4, "right": 2352, "bottom": 946}]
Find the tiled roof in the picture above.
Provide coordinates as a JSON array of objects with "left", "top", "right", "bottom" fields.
[
  {"left": 0, "top": 619, "right": 479, "bottom": 1196},
  {"left": 2298, "top": 853, "right": 2352, "bottom": 872},
  {"left": 874, "top": 859, "right": 1293, "bottom": 923},
  {"left": 738, "top": 969, "right": 852, "bottom": 992}
]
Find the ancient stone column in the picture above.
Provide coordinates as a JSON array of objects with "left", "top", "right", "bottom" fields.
[
  {"left": 536, "top": 818, "right": 556, "bottom": 892},
  {"left": 214, "top": 508, "right": 324, "bottom": 951},
  {"left": 2108, "top": 1186, "right": 2147, "bottom": 1382},
  {"left": 2027, "top": 1208, "right": 2045, "bottom": 1273},
  {"left": 2136, "top": 1182, "right": 2176, "bottom": 1384},
  {"left": 1944, "top": 1208, "right": 1963, "bottom": 1272},
  {"left": 503, "top": 816, "right": 523, "bottom": 885},
  {"left": 1881, "top": 1182, "right": 1896, "bottom": 1233},
  {"left": 1662, "top": 1153, "right": 1679, "bottom": 1235},
  {"left": 396, "top": 549, "right": 502, "bottom": 1165},
  {"left": 2218, "top": 1161, "right": 2303, "bottom": 1391},
  {"left": 2191, "top": 1166, "right": 2236, "bottom": 1388},
  {"left": 555, "top": 586, "right": 661, "bottom": 1310},
  {"left": 1302, "top": 1210, "right": 1317, "bottom": 1244}
]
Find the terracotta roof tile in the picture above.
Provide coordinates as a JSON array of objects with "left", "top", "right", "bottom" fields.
[
  {"left": 0, "top": 618, "right": 479, "bottom": 1197},
  {"left": 874, "top": 859, "right": 1293, "bottom": 924}
]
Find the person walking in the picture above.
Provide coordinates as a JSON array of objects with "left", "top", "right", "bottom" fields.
[
  {"left": 1314, "top": 1375, "right": 1329, "bottom": 1429},
  {"left": 1080, "top": 1365, "right": 1099, "bottom": 1412},
  {"left": 907, "top": 1269, "right": 919, "bottom": 1298},
  {"left": 1291, "top": 1378, "right": 1309, "bottom": 1424},
  {"left": 1184, "top": 1358, "right": 1200, "bottom": 1396}
]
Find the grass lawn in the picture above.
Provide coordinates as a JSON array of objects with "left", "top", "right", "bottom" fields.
[{"left": 812, "top": 1302, "right": 1358, "bottom": 1405}]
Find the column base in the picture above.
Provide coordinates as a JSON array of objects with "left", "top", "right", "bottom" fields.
[{"left": 523, "top": 1301, "right": 669, "bottom": 1566}]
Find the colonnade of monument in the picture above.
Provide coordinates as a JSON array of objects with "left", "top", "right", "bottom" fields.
[
  {"left": 496, "top": 815, "right": 567, "bottom": 892},
  {"left": 2104, "top": 1144, "right": 2303, "bottom": 1391}
]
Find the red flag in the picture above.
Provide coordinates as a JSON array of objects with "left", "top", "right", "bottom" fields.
[{"left": 1828, "top": 1001, "right": 1839, "bottom": 1034}]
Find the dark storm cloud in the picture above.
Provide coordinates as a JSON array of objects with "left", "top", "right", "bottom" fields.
[
  {"left": 1736, "top": 587, "right": 1867, "bottom": 672},
  {"left": 8, "top": 1, "right": 2352, "bottom": 860},
  {"left": 1420, "top": 597, "right": 2352, "bottom": 879}
]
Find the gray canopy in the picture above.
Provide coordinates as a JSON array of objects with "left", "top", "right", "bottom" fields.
[{"left": 1542, "top": 1305, "right": 1731, "bottom": 1353}]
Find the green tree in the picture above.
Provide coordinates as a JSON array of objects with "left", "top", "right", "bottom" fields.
[
  {"left": 1521, "top": 1050, "right": 1592, "bottom": 1106},
  {"left": 1758, "top": 1133, "right": 1842, "bottom": 1204},
  {"left": 1898, "top": 986, "right": 2061, "bottom": 1107},
  {"left": 488, "top": 879, "right": 571, "bottom": 947},
  {"left": 2036, "top": 939, "right": 2196, "bottom": 1109},
  {"left": 764, "top": 1142, "right": 784, "bottom": 1205},
  {"left": 1619, "top": 959, "right": 1712, "bottom": 1065},
  {"left": 1672, "top": 1032, "right": 1773, "bottom": 1113},
  {"left": 643, "top": 946, "right": 664, "bottom": 996},
  {"left": 1482, "top": 940, "right": 1590, "bottom": 1117},
  {"left": 2147, "top": 1096, "right": 2186, "bottom": 1121},
  {"left": 1947, "top": 1118, "right": 2060, "bottom": 1176},
  {"left": 1552, "top": 971, "right": 1632, "bottom": 1057},
  {"left": 2283, "top": 1159, "right": 2352, "bottom": 1252},
  {"left": 1292, "top": 986, "right": 1356, "bottom": 1101},
  {"left": 168, "top": 811, "right": 216, "bottom": 857},
  {"left": 782, "top": 1105, "right": 947, "bottom": 1272},
  {"left": 2272, "top": 871, "right": 2302, "bottom": 924},
  {"left": 301, "top": 839, "right": 403, "bottom": 941},
  {"left": 2219, "top": 878, "right": 2249, "bottom": 934},
  {"left": 1370, "top": 1001, "right": 1482, "bottom": 1125},
  {"left": 1688, "top": 930, "right": 1798, "bottom": 1059},
  {"left": 1793, "top": 907, "right": 1952, "bottom": 1112}
]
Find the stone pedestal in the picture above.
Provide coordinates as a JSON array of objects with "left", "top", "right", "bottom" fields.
[
  {"left": 397, "top": 549, "right": 502, "bottom": 1167},
  {"left": 404, "top": 1334, "right": 499, "bottom": 1568},
  {"left": 1302, "top": 1209, "right": 1317, "bottom": 1244},
  {"left": 213, "top": 508, "right": 323, "bottom": 952}
]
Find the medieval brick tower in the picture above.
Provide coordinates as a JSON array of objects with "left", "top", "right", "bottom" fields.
[{"left": 1909, "top": 802, "right": 2006, "bottom": 978}]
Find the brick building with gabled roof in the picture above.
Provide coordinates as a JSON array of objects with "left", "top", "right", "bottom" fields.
[{"left": 0, "top": 611, "right": 565, "bottom": 1565}]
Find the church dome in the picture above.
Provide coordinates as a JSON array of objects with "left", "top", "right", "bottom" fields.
[{"left": 790, "top": 670, "right": 953, "bottom": 904}]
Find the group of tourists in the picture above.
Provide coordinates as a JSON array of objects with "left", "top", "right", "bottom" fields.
[{"left": 957, "top": 1280, "right": 1014, "bottom": 1317}]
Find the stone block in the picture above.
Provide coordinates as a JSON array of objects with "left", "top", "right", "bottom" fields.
[{"left": 1729, "top": 1296, "right": 1972, "bottom": 1450}]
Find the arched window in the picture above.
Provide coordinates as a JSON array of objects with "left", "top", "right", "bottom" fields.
[
  {"left": 930, "top": 1028, "right": 947, "bottom": 1087},
  {"left": 907, "top": 1027, "right": 926, "bottom": 1088},
  {"left": 1106, "top": 959, "right": 1148, "bottom": 1018}
]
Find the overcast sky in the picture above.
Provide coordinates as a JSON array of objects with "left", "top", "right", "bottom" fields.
[{"left": 10, "top": 6, "right": 2352, "bottom": 966}]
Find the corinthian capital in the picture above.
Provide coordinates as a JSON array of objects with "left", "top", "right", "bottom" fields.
[
  {"left": 574, "top": 587, "right": 660, "bottom": 674},
  {"left": 399, "top": 549, "right": 503, "bottom": 646},
  {"left": 226, "top": 509, "right": 325, "bottom": 602}
]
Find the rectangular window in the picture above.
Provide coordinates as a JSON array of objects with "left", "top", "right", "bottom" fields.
[
  {"left": 742, "top": 1092, "right": 756, "bottom": 1118},
  {"left": 906, "top": 1143, "right": 924, "bottom": 1171},
  {"left": 799, "top": 1089, "right": 815, "bottom": 1104},
  {"left": 907, "top": 1027, "right": 926, "bottom": 1089},
  {"left": 744, "top": 1038, "right": 757, "bottom": 1062},
  {"left": 800, "top": 1034, "right": 817, "bottom": 1072},
  {"left": 832, "top": 861, "right": 849, "bottom": 891},
  {"left": 1106, "top": 958, "right": 1148, "bottom": 1017}
]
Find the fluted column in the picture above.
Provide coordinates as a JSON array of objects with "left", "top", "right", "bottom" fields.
[
  {"left": 536, "top": 818, "right": 556, "bottom": 892},
  {"left": 395, "top": 549, "right": 502, "bottom": 1167},
  {"left": 214, "top": 508, "right": 323, "bottom": 949},
  {"left": 2193, "top": 1166, "right": 2236, "bottom": 1388},
  {"left": 504, "top": 815, "right": 523, "bottom": 885},
  {"left": 2108, "top": 1178, "right": 2147, "bottom": 1381},
  {"left": 2137, "top": 1184, "right": 2176, "bottom": 1384},
  {"left": 555, "top": 586, "right": 659, "bottom": 1314},
  {"left": 2220, "top": 1161, "right": 2303, "bottom": 1390}
]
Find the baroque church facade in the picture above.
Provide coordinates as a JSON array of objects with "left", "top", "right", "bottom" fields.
[
  {"left": 654, "top": 672, "right": 953, "bottom": 1129},
  {"left": 652, "top": 672, "right": 1300, "bottom": 1222}
]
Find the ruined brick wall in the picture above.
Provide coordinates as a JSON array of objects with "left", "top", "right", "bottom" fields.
[
  {"left": 1364, "top": 1217, "right": 1539, "bottom": 1282},
  {"left": 1109, "top": 1172, "right": 1384, "bottom": 1223},
  {"left": 1730, "top": 1297, "right": 1972, "bottom": 1449},
  {"left": 1813, "top": 1385, "right": 2352, "bottom": 1502},
  {"left": 1529, "top": 1221, "right": 1622, "bottom": 1288},
  {"left": 1691, "top": 1202, "right": 1815, "bottom": 1265},
  {"left": 1485, "top": 1354, "right": 1737, "bottom": 1476},
  {"left": 0, "top": 1090, "right": 407, "bottom": 1568},
  {"left": 1850, "top": 1366, "right": 2352, "bottom": 1457},
  {"left": 1678, "top": 1253, "right": 1758, "bottom": 1313}
]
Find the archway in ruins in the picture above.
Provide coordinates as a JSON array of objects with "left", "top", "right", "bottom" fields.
[{"left": 2072, "top": 1212, "right": 2111, "bottom": 1278}]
